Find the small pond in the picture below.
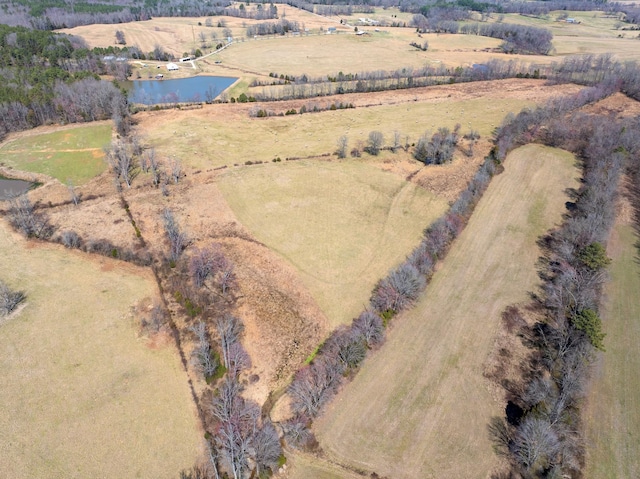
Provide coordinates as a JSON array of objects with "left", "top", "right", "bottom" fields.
[
  {"left": 129, "top": 75, "right": 238, "bottom": 105},
  {"left": 0, "top": 177, "right": 34, "bottom": 200}
]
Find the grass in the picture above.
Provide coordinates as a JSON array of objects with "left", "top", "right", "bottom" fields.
[
  {"left": 0, "top": 222, "right": 202, "bottom": 478},
  {"left": 0, "top": 123, "right": 112, "bottom": 184},
  {"left": 584, "top": 222, "right": 640, "bottom": 478},
  {"left": 215, "top": 33, "right": 502, "bottom": 78},
  {"left": 138, "top": 94, "right": 535, "bottom": 170},
  {"left": 312, "top": 144, "right": 579, "bottom": 478},
  {"left": 217, "top": 160, "right": 448, "bottom": 327}
]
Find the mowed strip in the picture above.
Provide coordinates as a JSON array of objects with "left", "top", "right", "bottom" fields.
[
  {"left": 313, "top": 144, "right": 579, "bottom": 478},
  {"left": 0, "top": 224, "right": 202, "bottom": 478},
  {"left": 584, "top": 222, "right": 640, "bottom": 478}
]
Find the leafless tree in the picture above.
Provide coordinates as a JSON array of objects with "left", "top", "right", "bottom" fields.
[
  {"left": 170, "top": 157, "right": 183, "bottom": 184},
  {"left": 288, "top": 356, "right": 342, "bottom": 417},
  {"left": 7, "top": 195, "right": 53, "bottom": 239},
  {"left": 105, "top": 140, "right": 138, "bottom": 188},
  {"left": 215, "top": 314, "right": 244, "bottom": 370},
  {"left": 162, "top": 208, "right": 190, "bottom": 261},
  {"left": 67, "top": 180, "right": 80, "bottom": 206},
  {"left": 60, "top": 230, "right": 82, "bottom": 249},
  {"left": 370, "top": 262, "right": 425, "bottom": 314},
  {"left": 282, "top": 415, "right": 313, "bottom": 449},
  {"left": 0, "top": 280, "right": 26, "bottom": 316},
  {"left": 141, "top": 301, "right": 166, "bottom": 334},
  {"left": 190, "top": 320, "right": 218, "bottom": 379},
  {"left": 251, "top": 420, "right": 282, "bottom": 475},
  {"left": 513, "top": 417, "right": 560, "bottom": 474},
  {"left": 392, "top": 130, "right": 402, "bottom": 152},
  {"left": 366, "top": 130, "right": 384, "bottom": 155},
  {"left": 115, "top": 29, "right": 126, "bottom": 45},
  {"left": 353, "top": 310, "right": 385, "bottom": 347},
  {"left": 336, "top": 135, "right": 348, "bottom": 159}
]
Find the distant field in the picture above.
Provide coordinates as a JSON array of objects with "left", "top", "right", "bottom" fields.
[
  {"left": 584, "top": 222, "right": 640, "bottom": 478},
  {"left": 214, "top": 32, "right": 503, "bottom": 77},
  {"left": 497, "top": 11, "right": 640, "bottom": 61},
  {"left": 313, "top": 144, "right": 579, "bottom": 478},
  {"left": 0, "top": 223, "right": 202, "bottom": 478},
  {"left": 217, "top": 160, "right": 448, "bottom": 327},
  {"left": 0, "top": 123, "right": 111, "bottom": 184},
  {"left": 136, "top": 84, "right": 542, "bottom": 170}
]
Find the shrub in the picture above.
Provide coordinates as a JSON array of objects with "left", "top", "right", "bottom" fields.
[{"left": 0, "top": 280, "right": 26, "bottom": 316}]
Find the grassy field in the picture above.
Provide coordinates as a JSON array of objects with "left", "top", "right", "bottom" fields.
[
  {"left": 137, "top": 90, "right": 537, "bottom": 170},
  {"left": 312, "top": 144, "right": 579, "bottom": 478},
  {"left": 584, "top": 222, "right": 640, "bottom": 478},
  {"left": 0, "top": 223, "right": 202, "bottom": 478},
  {"left": 0, "top": 123, "right": 112, "bottom": 184},
  {"left": 217, "top": 160, "right": 448, "bottom": 327}
]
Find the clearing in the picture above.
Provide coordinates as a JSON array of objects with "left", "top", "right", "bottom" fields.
[
  {"left": 0, "top": 122, "right": 112, "bottom": 185},
  {"left": 311, "top": 144, "right": 579, "bottom": 478},
  {"left": 0, "top": 223, "right": 203, "bottom": 478},
  {"left": 583, "top": 194, "right": 640, "bottom": 478}
]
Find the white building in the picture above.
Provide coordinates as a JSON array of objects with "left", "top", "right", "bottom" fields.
[{"left": 167, "top": 63, "right": 179, "bottom": 71}]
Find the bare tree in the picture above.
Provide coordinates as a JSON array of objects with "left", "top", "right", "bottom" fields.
[
  {"left": 288, "top": 356, "right": 341, "bottom": 417},
  {"left": 366, "top": 130, "right": 384, "bottom": 155},
  {"left": 60, "top": 230, "right": 82, "bottom": 249},
  {"left": 513, "top": 417, "right": 560, "bottom": 474},
  {"left": 170, "top": 157, "right": 182, "bottom": 184},
  {"left": 251, "top": 420, "right": 282, "bottom": 475},
  {"left": 370, "top": 262, "right": 425, "bottom": 314},
  {"left": 105, "top": 140, "right": 138, "bottom": 188},
  {"left": 353, "top": 310, "right": 384, "bottom": 347},
  {"left": 392, "top": 130, "right": 402, "bottom": 152},
  {"left": 67, "top": 179, "right": 80, "bottom": 206},
  {"left": 190, "top": 320, "right": 218, "bottom": 379},
  {"left": 215, "top": 314, "right": 244, "bottom": 370},
  {"left": 115, "top": 29, "right": 126, "bottom": 45},
  {"left": 336, "top": 135, "right": 348, "bottom": 159},
  {"left": 7, "top": 195, "right": 53, "bottom": 239},
  {"left": 162, "top": 208, "right": 189, "bottom": 262},
  {"left": 0, "top": 280, "right": 26, "bottom": 316}
]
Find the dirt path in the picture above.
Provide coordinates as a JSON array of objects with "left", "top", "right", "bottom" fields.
[{"left": 311, "top": 145, "right": 579, "bottom": 479}]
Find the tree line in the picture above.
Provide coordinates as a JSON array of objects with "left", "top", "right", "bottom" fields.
[
  {"left": 485, "top": 85, "right": 640, "bottom": 478},
  {"left": 0, "top": 25, "right": 132, "bottom": 139}
]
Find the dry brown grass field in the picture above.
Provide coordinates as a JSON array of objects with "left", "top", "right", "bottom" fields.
[
  {"left": 0, "top": 223, "right": 203, "bottom": 478},
  {"left": 310, "top": 144, "right": 579, "bottom": 479},
  {"left": 217, "top": 160, "right": 447, "bottom": 327},
  {"left": 136, "top": 79, "right": 579, "bottom": 170},
  {"left": 583, "top": 190, "right": 640, "bottom": 478}
]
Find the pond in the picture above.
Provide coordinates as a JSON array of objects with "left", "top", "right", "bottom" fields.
[
  {"left": 0, "top": 177, "right": 34, "bottom": 200},
  {"left": 129, "top": 75, "right": 238, "bottom": 105}
]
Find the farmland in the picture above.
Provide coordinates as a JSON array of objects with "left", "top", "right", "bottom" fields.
[
  {"left": 0, "top": 122, "right": 112, "bottom": 185},
  {"left": 1, "top": 3, "right": 638, "bottom": 478},
  {"left": 584, "top": 218, "right": 640, "bottom": 478},
  {"left": 217, "top": 160, "right": 447, "bottom": 326},
  {"left": 0, "top": 223, "right": 202, "bottom": 478},
  {"left": 312, "top": 144, "right": 579, "bottom": 478}
]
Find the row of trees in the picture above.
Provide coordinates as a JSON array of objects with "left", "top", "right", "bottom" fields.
[
  {"left": 285, "top": 126, "right": 498, "bottom": 445},
  {"left": 246, "top": 19, "right": 301, "bottom": 37},
  {"left": 486, "top": 84, "right": 640, "bottom": 477}
]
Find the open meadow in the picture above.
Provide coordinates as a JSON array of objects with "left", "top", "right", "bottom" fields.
[
  {"left": 310, "top": 144, "right": 579, "bottom": 478},
  {"left": 584, "top": 215, "right": 640, "bottom": 478},
  {"left": 217, "top": 160, "right": 447, "bottom": 327},
  {"left": 0, "top": 122, "right": 111, "bottom": 185},
  {"left": 0, "top": 224, "right": 202, "bottom": 478}
]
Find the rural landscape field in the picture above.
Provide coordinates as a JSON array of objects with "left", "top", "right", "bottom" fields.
[{"left": 1, "top": 1, "right": 640, "bottom": 478}]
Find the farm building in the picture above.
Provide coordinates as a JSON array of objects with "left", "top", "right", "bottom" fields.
[{"left": 167, "top": 63, "right": 179, "bottom": 71}]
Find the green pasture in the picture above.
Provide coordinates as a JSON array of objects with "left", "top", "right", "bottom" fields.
[{"left": 0, "top": 124, "right": 111, "bottom": 184}]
